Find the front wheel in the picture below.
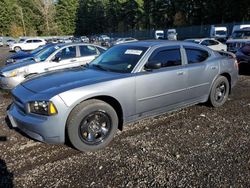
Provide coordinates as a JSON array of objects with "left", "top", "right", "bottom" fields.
[
  {"left": 208, "top": 76, "right": 230, "bottom": 107},
  {"left": 67, "top": 99, "right": 118, "bottom": 152}
]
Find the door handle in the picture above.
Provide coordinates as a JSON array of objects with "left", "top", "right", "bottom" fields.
[
  {"left": 70, "top": 59, "right": 77, "bottom": 62},
  {"left": 177, "top": 71, "right": 184, "bottom": 75}
]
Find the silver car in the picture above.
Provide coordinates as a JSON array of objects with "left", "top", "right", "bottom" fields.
[
  {"left": 7, "top": 41, "right": 238, "bottom": 152},
  {"left": 0, "top": 43, "right": 106, "bottom": 89}
]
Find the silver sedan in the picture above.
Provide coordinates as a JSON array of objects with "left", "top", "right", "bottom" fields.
[{"left": 8, "top": 41, "right": 238, "bottom": 152}]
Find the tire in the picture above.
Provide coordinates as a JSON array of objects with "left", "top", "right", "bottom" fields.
[
  {"left": 209, "top": 76, "right": 230, "bottom": 107},
  {"left": 67, "top": 99, "right": 118, "bottom": 152},
  {"left": 14, "top": 46, "right": 21, "bottom": 52}
]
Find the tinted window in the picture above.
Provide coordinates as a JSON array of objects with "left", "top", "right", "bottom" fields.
[
  {"left": 56, "top": 46, "right": 76, "bottom": 60},
  {"left": 185, "top": 48, "right": 209, "bottom": 64},
  {"left": 33, "top": 40, "right": 42, "bottom": 43},
  {"left": 149, "top": 49, "right": 182, "bottom": 68},
  {"left": 26, "top": 40, "right": 33, "bottom": 43},
  {"left": 80, "top": 45, "right": 97, "bottom": 56},
  {"left": 201, "top": 40, "right": 209, "bottom": 46},
  {"left": 209, "top": 40, "right": 219, "bottom": 45}
]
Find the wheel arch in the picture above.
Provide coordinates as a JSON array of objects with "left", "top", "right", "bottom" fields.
[
  {"left": 66, "top": 95, "right": 124, "bottom": 133},
  {"left": 220, "top": 72, "right": 231, "bottom": 94}
]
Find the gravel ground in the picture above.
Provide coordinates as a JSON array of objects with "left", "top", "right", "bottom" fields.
[{"left": 0, "top": 47, "right": 250, "bottom": 187}]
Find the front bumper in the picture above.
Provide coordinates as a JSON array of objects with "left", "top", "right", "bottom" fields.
[
  {"left": 0, "top": 76, "right": 25, "bottom": 90},
  {"left": 7, "top": 95, "right": 70, "bottom": 144}
]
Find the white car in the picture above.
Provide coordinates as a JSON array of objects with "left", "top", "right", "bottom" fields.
[
  {"left": 9, "top": 38, "right": 46, "bottom": 52},
  {"left": 185, "top": 38, "right": 227, "bottom": 51},
  {"left": 0, "top": 40, "right": 3, "bottom": 47},
  {"left": 0, "top": 43, "right": 106, "bottom": 89},
  {"left": 112, "top": 37, "right": 138, "bottom": 45}
]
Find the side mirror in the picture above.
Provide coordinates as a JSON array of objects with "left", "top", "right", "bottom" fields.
[
  {"left": 53, "top": 56, "right": 61, "bottom": 62},
  {"left": 144, "top": 61, "right": 162, "bottom": 70}
]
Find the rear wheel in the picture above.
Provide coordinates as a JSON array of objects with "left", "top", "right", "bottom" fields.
[
  {"left": 209, "top": 76, "right": 230, "bottom": 107},
  {"left": 14, "top": 46, "right": 21, "bottom": 52},
  {"left": 67, "top": 99, "right": 118, "bottom": 152}
]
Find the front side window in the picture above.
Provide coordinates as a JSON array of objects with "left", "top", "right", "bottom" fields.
[
  {"left": 148, "top": 49, "right": 182, "bottom": 68},
  {"left": 208, "top": 40, "right": 219, "bottom": 45},
  {"left": 56, "top": 46, "right": 76, "bottom": 60},
  {"left": 80, "top": 45, "right": 97, "bottom": 56},
  {"left": 89, "top": 45, "right": 148, "bottom": 73},
  {"left": 185, "top": 48, "right": 209, "bottom": 64},
  {"left": 26, "top": 40, "right": 32, "bottom": 43}
]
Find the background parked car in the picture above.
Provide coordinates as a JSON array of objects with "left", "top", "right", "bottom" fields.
[
  {"left": 226, "top": 29, "right": 250, "bottom": 53},
  {"left": 111, "top": 37, "right": 138, "bottom": 46},
  {"left": 185, "top": 38, "right": 227, "bottom": 51},
  {"left": 235, "top": 43, "right": 250, "bottom": 65},
  {"left": 0, "top": 43, "right": 106, "bottom": 89},
  {"left": 5, "top": 43, "right": 55, "bottom": 65},
  {"left": 81, "top": 36, "right": 90, "bottom": 43},
  {"left": 9, "top": 38, "right": 46, "bottom": 52},
  {"left": 6, "top": 39, "right": 16, "bottom": 46},
  {"left": 0, "top": 39, "right": 3, "bottom": 47}
]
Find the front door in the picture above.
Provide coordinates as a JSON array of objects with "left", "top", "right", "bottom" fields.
[
  {"left": 136, "top": 47, "right": 188, "bottom": 114},
  {"left": 47, "top": 46, "right": 79, "bottom": 71}
]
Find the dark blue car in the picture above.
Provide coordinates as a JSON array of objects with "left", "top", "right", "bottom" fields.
[{"left": 5, "top": 44, "right": 55, "bottom": 65}]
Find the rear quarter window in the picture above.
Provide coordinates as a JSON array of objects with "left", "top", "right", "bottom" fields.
[{"left": 185, "top": 48, "right": 209, "bottom": 64}]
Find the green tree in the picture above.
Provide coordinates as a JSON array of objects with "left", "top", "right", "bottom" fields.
[{"left": 56, "top": 0, "right": 79, "bottom": 35}]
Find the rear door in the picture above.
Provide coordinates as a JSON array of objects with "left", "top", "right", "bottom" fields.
[
  {"left": 136, "top": 46, "right": 188, "bottom": 114},
  {"left": 184, "top": 46, "right": 219, "bottom": 100},
  {"left": 78, "top": 45, "right": 99, "bottom": 65}
]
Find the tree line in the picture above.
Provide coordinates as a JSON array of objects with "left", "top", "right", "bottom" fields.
[{"left": 0, "top": 0, "right": 249, "bottom": 37}]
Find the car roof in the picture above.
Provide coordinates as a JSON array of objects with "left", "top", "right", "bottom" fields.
[{"left": 119, "top": 40, "right": 205, "bottom": 48}]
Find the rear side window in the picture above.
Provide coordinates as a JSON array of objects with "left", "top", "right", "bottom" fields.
[
  {"left": 26, "top": 40, "right": 32, "bottom": 43},
  {"left": 185, "top": 48, "right": 209, "bottom": 64},
  {"left": 149, "top": 49, "right": 182, "bottom": 68},
  {"left": 33, "top": 40, "right": 42, "bottom": 43},
  {"left": 80, "top": 45, "right": 97, "bottom": 56}
]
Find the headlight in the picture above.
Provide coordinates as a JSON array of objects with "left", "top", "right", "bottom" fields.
[
  {"left": 4, "top": 69, "right": 26, "bottom": 78},
  {"left": 28, "top": 101, "right": 58, "bottom": 116},
  {"left": 6, "top": 59, "right": 15, "bottom": 64}
]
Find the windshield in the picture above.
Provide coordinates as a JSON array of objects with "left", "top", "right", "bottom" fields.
[
  {"left": 34, "top": 45, "right": 60, "bottom": 62},
  {"left": 157, "top": 33, "right": 164, "bottom": 36},
  {"left": 89, "top": 45, "right": 148, "bottom": 73},
  {"left": 30, "top": 45, "right": 48, "bottom": 55},
  {"left": 232, "top": 30, "right": 250, "bottom": 39},
  {"left": 19, "top": 39, "right": 25, "bottom": 43},
  {"left": 215, "top": 30, "right": 227, "bottom": 35}
]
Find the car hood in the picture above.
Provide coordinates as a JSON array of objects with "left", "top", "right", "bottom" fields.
[
  {"left": 21, "top": 67, "right": 125, "bottom": 94},
  {"left": 0, "top": 59, "right": 36, "bottom": 73},
  {"left": 9, "top": 51, "right": 30, "bottom": 59}
]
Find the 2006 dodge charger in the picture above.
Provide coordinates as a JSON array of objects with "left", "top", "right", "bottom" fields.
[{"left": 7, "top": 41, "right": 238, "bottom": 152}]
